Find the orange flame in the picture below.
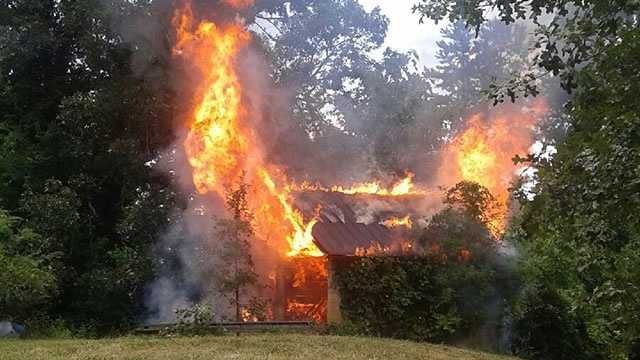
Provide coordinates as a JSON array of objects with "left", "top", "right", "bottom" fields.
[
  {"left": 354, "top": 239, "right": 413, "bottom": 256},
  {"left": 259, "top": 170, "right": 323, "bottom": 257},
  {"left": 381, "top": 215, "right": 412, "bottom": 228},
  {"left": 285, "top": 258, "right": 327, "bottom": 323},
  {"left": 176, "top": 13, "right": 250, "bottom": 195},
  {"left": 441, "top": 102, "right": 546, "bottom": 236},
  {"left": 241, "top": 307, "right": 257, "bottom": 322},
  {"left": 295, "top": 172, "right": 425, "bottom": 196},
  {"left": 224, "top": 0, "right": 254, "bottom": 8},
  {"left": 174, "top": 3, "right": 321, "bottom": 258}
]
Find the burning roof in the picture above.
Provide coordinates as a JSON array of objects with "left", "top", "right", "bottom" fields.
[
  {"left": 290, "top": 192, "right": 415, "bottom": 256},
  {"left": 311, "top": 222, "right": 402, "bottom": 256}
]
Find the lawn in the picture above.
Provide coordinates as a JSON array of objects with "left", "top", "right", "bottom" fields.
[{"left": 0, "top": 333, "right": 516, "bottom": 360}]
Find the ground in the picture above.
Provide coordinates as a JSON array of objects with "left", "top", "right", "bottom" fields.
[{"left": 0, "top": 333, "right": 516, "bottom": 360}]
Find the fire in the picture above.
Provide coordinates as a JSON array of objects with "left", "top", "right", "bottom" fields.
[
  {"left": 455, "top": 116, "right": 507, "bottom": 234},
  {"left": 259, "top": 170, "right": 323, "bottom": 257},
  {"left": 295, "top": 172, "right": 425, "bottom": 196},
  {"left": 382, "top": 215, "right": 412, "bottom": 228},
  {"left": 172, "top": 0, "right": 544, "bottom": 326},
  {"left": 176, "top": 11, "right": 251, "bottom": 196},
  {"left": 354, "top": 239, "right": 414, "bottom": 256},
  {"left": 173, "top": 2, "right": 321, "bottom": 258},
  {"left": 284, "top": 258, "right": 328, "bottom": 323},
  {"left": 442, "top": 103, "right": 545, "bottom": 236},
  {"left": 241, "top": 307, "right": 258, "bottom": 322},
  {"left": 224, "top": 0, "right": 255, "bottom": 7}
]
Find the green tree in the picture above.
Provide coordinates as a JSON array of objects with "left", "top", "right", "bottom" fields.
[
  {"left": 216, "top": 178, "right": 260, "bottom": 322},
  {"left": 421, "top": 182, "right": 518, "bottom": 348},
  {"left": 428, "top": 20, "right": 531, "bottom": 131},
  {"left": 0, "top": 0, "right": 176, "bottom": 332},
  {"left": 336, "top": 49, "right": 437, "bottom": 174},
  {"left": 414, "top": 0, "right": 640, "bottom": 101},
  {"left": 510, "top": 28, "right": 640, "bottom": 359},
  {"left": 417, "top": 0, "right": 640, "bottom": 356},
  {"left": 511, "top": 283, "right": 597, "bottom": 360},
  {"left": 251, "top": 1, "right": 439, "bottom": 179},
  {"left": 336, "top": 182, "right": 509, "bottom": 345},
  {"left": 252, "top": 0, "right": 388, "bottom": 134},
  {"left": 0, "top": 210, "right": 56, "bottom": 321},
  {"left": 421, "top": 181, "right": 502, "bottom": 256}
]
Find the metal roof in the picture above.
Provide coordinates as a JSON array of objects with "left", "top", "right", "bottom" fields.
[{"left": 311, "top": 222, "right": 398, "bottom": 256}]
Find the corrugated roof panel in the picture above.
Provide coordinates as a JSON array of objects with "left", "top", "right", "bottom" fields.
[{"left": 311, "top": 222, "right": 399, "bottom": 256}]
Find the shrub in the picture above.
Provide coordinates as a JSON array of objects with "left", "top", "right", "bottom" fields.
[
  {"left": 168, "top": 304, "right": 222, "bottom": 336},
  {"left": 334, "top": 256, "right": 496, "bottom": 342},
  {"left": 0, "top": 211, "right": 57, "bottom": 321},
  {"left": 511, "top": 284, "right": 599, "bottom": 360}
]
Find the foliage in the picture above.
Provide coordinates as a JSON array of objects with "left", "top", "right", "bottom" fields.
[
  {"left": 509, "top": 28, "right": 640, "bottom": 359},
  {"left": 511, "top": 283, "right": 598, "bottom": 360},
  {"left": 0, "top": 0, "right": 176, "bottom": 332},
  {"left": 414, "top": 0, "right": 639, "bottom": 102},
  {"left": 172, "top": 304, "right": 221, "bottom": 336},
  {"left": 215, "top": 177, "right": 261, "bottom": 322},
  {"left": 420, "top": 182, "right": 501, "bottom": 264},
  {"left": 0, "top": 249, "right": 56, "bottom": 320},
  {"left": 415, "top": 0, "right": 640, "bottom": 356},
  {"left": 429, "top": 20, "right": 530, "bottom": 128},
  {"left": 251, "top": 1, "right": 440, "bottom": 177},
  {"left": 335, "top": 256, "right": 496, "bottom": 342},
  {"left": 339, "top": 49, "right": 437, "bottom": 174},
  {"left": 443, "top": 181, "right": 502, "bottom": 229},
  {"left": 0, "top": 210, "right": 56, "bottom": 321},
  {"left": 336, "top": 182, "right": 509, "bottom": 344},
  {"left": 252, "top": 0, "right": 388, "bottom": 134}
]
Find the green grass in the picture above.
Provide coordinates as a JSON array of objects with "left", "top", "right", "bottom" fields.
[{"left": 0, "top": 333, "right": 516, "bottom": 360}]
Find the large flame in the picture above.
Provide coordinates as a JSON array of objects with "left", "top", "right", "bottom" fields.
[
  {"left": 295, "top": 172, "right": 426, "bottom": 196},
  {"left": 259, "top": 170, "right": 323, "bottom": 257},
  {"left": 174, "top": 2, "right": 321, "bottom": 258},
  {"left": 172, "top": 0, "right": 545, "bottom": 326},
  {"left": 441, "top": 103, "right": 546, "bottom": 235},
  {"left": 175, "top": 7, "right": 251, "bottom": 196}
]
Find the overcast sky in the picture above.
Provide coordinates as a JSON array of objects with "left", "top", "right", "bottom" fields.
[{"left": 358, "top": 0, "right": 446, "bottom": 68}]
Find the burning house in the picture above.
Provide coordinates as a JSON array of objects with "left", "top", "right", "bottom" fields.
[
  {"left": 273, "top": 199, "right": 415, "bottom": 324},
  {"left": 273, "top": 193, "right": 421, "bottom": 323},
  {"left": 147, "top": 0, "right": 546, "bottom": 326}
]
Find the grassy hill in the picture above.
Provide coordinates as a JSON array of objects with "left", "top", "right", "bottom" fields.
[{"left": 0, "top": 333, "right": 516, "bottom": 360}]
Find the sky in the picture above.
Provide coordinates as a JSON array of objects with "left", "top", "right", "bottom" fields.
[{"left": 358, "top": 0, "right": 445, "bottom": 67}]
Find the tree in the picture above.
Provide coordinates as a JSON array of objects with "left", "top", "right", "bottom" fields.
[
  {"left": 428, "top": 20, "right": 531, "bottom": 131},
  {"left": 0, "top": 210, "right": 56, "bottom": 321},
  {"left": 431, "top": 21, "right": 477, "bottom": 113},
  {"left": 421, "top": 181, "right": 502, "bottom": 255},
  {"left": 216, "top": 178, "right": 260, "bottom": 322},
  {"left": 511, "top": 283, "right": 596, "bottom": 360},
  {"left": 509, "top": 28, "right": 640, "bottom": 359},
  {"left": 416, "top": 0, "right": 640, "bottom": 355},
  {"left": 414, "top": 0, "right": 640, "bottom": 102},
  {"left": 335, "top": 183, "right": 507, "bottom": 344},
  {"left": 249, "top": 1, "right": 441, "bottom": 180},
  {"left": 420, "top": 182, "right": 519, "bottom": 349},
  {"left": 0, "top": 0, "right": 176, "bottom": 332},
  {"left": 251, "top": 0, "right": 388, "bottom": 134},
  {"left": 335, "top": 49, "right": 437, "bottom": 175}
]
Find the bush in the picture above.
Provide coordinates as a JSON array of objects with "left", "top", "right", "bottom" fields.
[
  {"left": 511, "top": 284, "right": 599, "bottom": 360},
  {"left": 166, "top": 304, "right": 222, "bottom": 336},
  {"left": 0, "top": 211, "right": 57, "bottom": 321},
  {"left": 334, "top": 256, "right": 496, "bottom": 342}
]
